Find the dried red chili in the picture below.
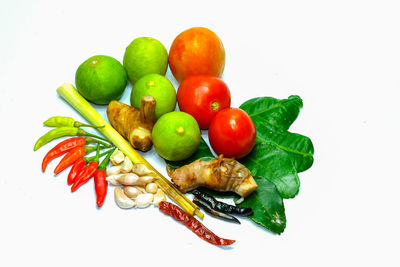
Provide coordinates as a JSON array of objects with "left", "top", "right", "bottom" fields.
[{"left": 158, "top": 201, "right": 235, "bottom": 246}]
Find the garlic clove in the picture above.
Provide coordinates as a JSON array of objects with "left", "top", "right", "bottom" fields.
[
  {"left": 110, "top": 149, "right": 125, "bottom": 166},
  {"left": 119, "top": 173, "right": 143, "bottom": 186},
  {"left": 114, "top": 187, "right": 135, "bottom": 209},
  {"left": 145, "top": 183, "right": 158, "bottom": 194},
  {"left": 131, "top": 163, "right": 153, "bottom": 176},
  {"left": 121, "top": 156, "right": 133, "bottom": 173},
  {"left": 106, "top": 165, "right": 122, "bottom": 176},
  {"left": 123, "top": 186, "right": 142, "bottom": 199},
  {"left": 106, "top": 174, "right": 125, "bottom": 185},
  {"left": 153, "top": 189, "right": 166, "bottom": 206},
  {"left": 134, "top": 186, "right": 147, "bottom": 193},
  {"left": 139, "top": 175, "right": 156, "bottom": 185},
  {"left": 135, "top": 193, "right": 154, "bottom": 208}
]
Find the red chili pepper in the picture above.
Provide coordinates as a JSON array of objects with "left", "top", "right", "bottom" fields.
[
  {"left": 67, "top": 158, "right": 86, "bottom": 185},
  {"left": 94, "top": 170, "right": 107, "bottom": 206},
  {"left": 54, "top": 147, "right": 86, "bottom": 174},
  {"left": 67, "top": 150, "right": 112, "bottom": 186},
  {"left": 94, "top": 148, "right": 116, "bottom": 207},
  {"left": 42, "top": 137, "right": 86, "bottom": 172},
  {"left": 71, "top": 144, "right": 101, "bottom": 192},
  {"left": 53, "top": 145, "right": 100, "bottom": 175},
  {"left": 158, "top": 201, "right": 235, "bottom": 246},
  {"left": 71, "top": 161, "right": 98, "bottom": 192}
]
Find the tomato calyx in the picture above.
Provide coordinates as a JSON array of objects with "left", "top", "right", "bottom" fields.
[{"left": 210, "top": 101, "right": 220, "bottom": 111}]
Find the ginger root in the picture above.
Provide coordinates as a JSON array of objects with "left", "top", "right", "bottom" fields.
[
  {"left": 107, "top": 96, "right": 157, "bottom": 152},
  {"left": 167, "top": 155, "right": 258, "bottom": 197}
]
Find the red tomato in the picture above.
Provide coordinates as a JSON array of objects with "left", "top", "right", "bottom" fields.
[
  {"left": 208, "top": 108, "right": 256, "bottom": 159},
  {"left": 177, "top": 75, "right": 231, "bottom": 129},
  {"left": 168, "top": 27, "right": 225, "bottom": 83}
]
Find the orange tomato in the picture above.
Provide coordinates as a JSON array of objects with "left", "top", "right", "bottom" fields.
[{"left": 168, "top": 27, "right": 225, "bottom": 83}]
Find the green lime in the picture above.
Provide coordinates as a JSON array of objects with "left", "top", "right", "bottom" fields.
[
  {"left": 131, "top": 73, "right": 176, "bottom": 118},
  {"left": 123, "top": 37, "right": 168, "bottom": 84},
  {"left": 75, "top": 55, "right": 127, "bottom": 105},
  {"left": 152, "top": 111, "right": 201, "bottom": 161}
]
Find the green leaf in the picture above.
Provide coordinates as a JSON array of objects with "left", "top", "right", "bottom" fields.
[
  {"left": 253, "top": 122, "right": 314, "bottom": 172},
  {"left": 240, "top": 95, "right": 314, "bottom": 173},
  {"left": 240, "top": 95, "right": 303, "bottom": 131},
  {"left": 165, "top": 138, "right": 214, "bottom": 170},
  {"left": 238, "top": 176, "right": 286, "bottom": 234},
  {"left": 239, "top": 141, "right": 300, "bottom": 198}
]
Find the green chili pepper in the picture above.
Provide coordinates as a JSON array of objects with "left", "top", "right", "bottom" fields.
[
  {"left": 43, "top": 116, "right": 104, "bottom": 129},
  {"left": 34, "top": 126, "right": 111, "bottom": 151},
  {"left": 34, "top": 127, "right": 79, "bottom": 151}
]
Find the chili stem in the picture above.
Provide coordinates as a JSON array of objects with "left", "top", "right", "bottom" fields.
[
  {"left": 77, "top": 129, "right": 111, "bottom": 143},
  {"left": 85, "top": 137, "right": 113, "bottom": 148},
  {"left": 57, "top": 83, "right": 203, "bottom": 219}
]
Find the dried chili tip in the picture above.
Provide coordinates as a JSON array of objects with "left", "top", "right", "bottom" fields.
[
  {"left": 193, "top": 198, "right": 241, "bottom": 224},
  {"left": 191, "top": 189, "right": 253, "bottom": 217},
  {"left": 158, "top": 201, "right": 235, "bottom": 246}
]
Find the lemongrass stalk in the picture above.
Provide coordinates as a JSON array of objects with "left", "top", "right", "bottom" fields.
[{"left": 57, "top": 83, "right": 203, "bottom": 219}]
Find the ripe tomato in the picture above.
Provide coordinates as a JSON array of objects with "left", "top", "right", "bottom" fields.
[
  {"left": 177, "top": 75, "right": 231, "bottom": 129},
  {"left": 168, "top": 27, "right": 225, "bottom": 83},
  {"left": 208, "top": 108, "right": 256, "bottom": 159}
]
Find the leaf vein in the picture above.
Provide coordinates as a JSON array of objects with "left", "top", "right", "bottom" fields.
[{"left": 255, "top": 136, "right": 313, "bottom": 157}]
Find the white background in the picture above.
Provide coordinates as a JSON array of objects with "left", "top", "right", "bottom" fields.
[{"left": 1, "top": 0, "right": 399, "bottom": 266}]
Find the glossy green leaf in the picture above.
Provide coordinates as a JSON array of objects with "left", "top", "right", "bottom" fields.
[
  {"left": 240, "top": 95, "right": 314, "bottom": 173},
  {"left": 240, "top": 95, "right": 303, "bottom": 131},
  {"left": 238, "top": 176, "right": 286, "bottom": 234},
  {"left": 253, "top": 122, "right": 314, "bottom": 172},
  {"left": 239, "top": 141, "right": 300, "bottom": 198}
]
